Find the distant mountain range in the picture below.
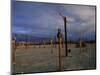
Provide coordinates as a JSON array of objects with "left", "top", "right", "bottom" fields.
[
  {"left": 12, "top": 33, "right": 53, "bottom": 42},
  {"left": 12, "top": 33, "right": 96, "bottom": 42}
]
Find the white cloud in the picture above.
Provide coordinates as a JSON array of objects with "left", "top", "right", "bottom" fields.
[{"left": 62, "top": 5, "right": 96, "bottom": 35}]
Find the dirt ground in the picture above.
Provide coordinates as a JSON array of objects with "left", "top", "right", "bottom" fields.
[{"left": 12, "top": 44, "right": 96, "bottom": 74}]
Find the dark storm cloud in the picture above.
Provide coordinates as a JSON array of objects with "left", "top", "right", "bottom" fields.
[{"left": 12, "top": 1, "right": 96, "bottom": 40}]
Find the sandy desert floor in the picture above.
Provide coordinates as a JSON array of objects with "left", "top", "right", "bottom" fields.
[{"left": 12, "top": 44, "right": 96, "bottom": 74}]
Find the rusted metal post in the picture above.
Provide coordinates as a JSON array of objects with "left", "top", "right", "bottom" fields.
[
  {"left": 12, "top": 37, "right": 16, "bottom": 64},
  {"left": 57, "top": 29, "right": 63, "bottom": 71},
  {"left": 58, "top": 38, "right": 62, "bottom": 71},
  {"left": 50, "top": 39, "right": 53, "bottom": 54},
  {"left": 55, "top": 36, "right": 56, "bottom": 48},
  {"left": 25, "top": 35, "right": 27, "bottom": 49}
]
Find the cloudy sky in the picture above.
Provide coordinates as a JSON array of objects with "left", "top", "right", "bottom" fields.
[{"left": 12, "top": 0, "right": 96, "bottom": 41}]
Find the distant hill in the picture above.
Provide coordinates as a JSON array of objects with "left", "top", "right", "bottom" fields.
[
  {"left": 12, "top": 33, "right": 96, "bottom": 43},
  {"left": 12, "top": 33, "right": 52, "bottom": 42}
]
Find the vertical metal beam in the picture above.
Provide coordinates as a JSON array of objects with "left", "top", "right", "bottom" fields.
[
  {"left": 57, "top": 12, "right": 68, "bottom": 56},
  {"left": 64, "top": 17, "right": 68, "bottom": 56}
]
